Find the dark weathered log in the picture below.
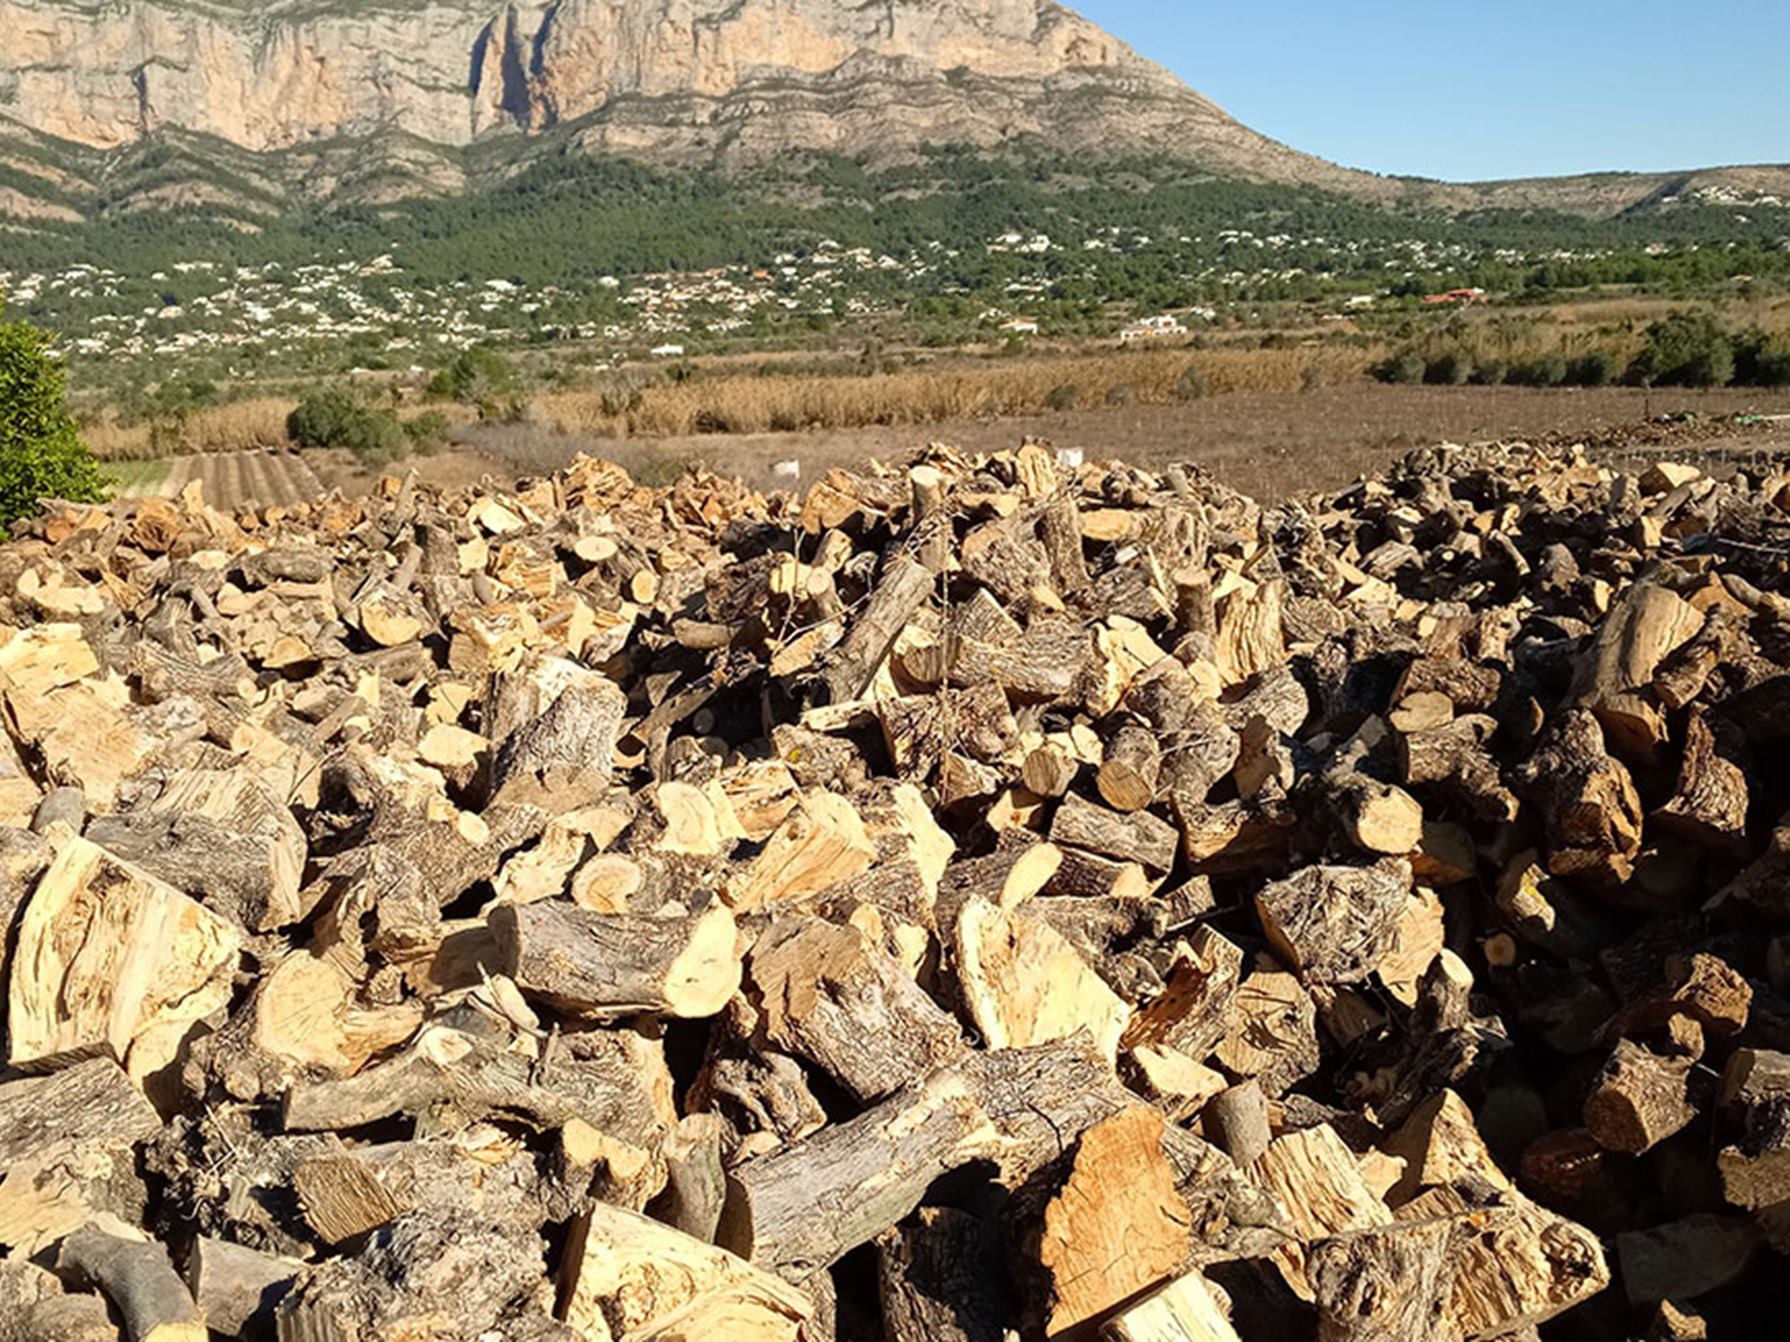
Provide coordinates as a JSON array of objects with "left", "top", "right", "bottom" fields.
[
  {"left": 1652, "top": 708, "right": 1749, "bottom": 855},
  {"left": 746, "top": 915, "right": 964, "bottom": 1102},
  {"left": 1050, "top": 791, "right": 1179, "bottom": 873},
  {"left": 1584, "top": 1040, "right": 1698, "bottom": 1155},
  {"left": 1308, "top": 1217, "right": 1456, "bottom": 1342},
  {"left": 490, "top": 899, "right": 740, "bottom": 1020},
  {"left": 1254, "top": 860, "right": 1411, "bottom": 986},
  {"left": 1515, "top": 708, "right": 1644, "bottom": 887},
  {"left": 876, "top": 1206, "right": 1013, "bottom": 1342},
  {"left": 58, "top": 1222, "right": 206, "bottom": 1342}
]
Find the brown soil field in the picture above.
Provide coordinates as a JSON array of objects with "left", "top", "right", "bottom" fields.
[
  {"left": 449, "top": 384, "right": 1790, "bottom": 501},
  {"left": 121, "top": 385, "right": 1790, "bottom": 509}
]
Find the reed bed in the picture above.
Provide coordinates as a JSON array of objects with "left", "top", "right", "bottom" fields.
[{"left": 541, "top": 348, "right": 1373, "bottom": 440}]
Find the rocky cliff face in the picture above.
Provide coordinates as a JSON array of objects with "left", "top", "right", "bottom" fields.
[{"left": 0, "top": 0, "right": 1337, "bottom": 180}]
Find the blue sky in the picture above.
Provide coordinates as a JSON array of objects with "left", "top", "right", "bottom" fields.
[{"left": 1076, "top": 1, "right": 1786, "bottom": 182}]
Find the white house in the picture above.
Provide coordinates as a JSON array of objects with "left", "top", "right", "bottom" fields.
[
  {"left": 650, "top": 343, "right": 686, "bottom": 358},
  {"left": 1119, "top": 314, "right": 1185, "bottom": 345}
]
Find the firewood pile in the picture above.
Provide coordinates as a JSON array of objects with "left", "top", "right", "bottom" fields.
[{"left": 0, "top": 440, "right": 1784, "bottom": 1341}]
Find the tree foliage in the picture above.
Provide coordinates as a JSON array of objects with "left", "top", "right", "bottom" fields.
[{"left": 0, "top": 310, "right": 107, "bottom": 533}]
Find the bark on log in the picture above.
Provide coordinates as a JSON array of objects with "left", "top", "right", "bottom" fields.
[
  {"left": 58, "top": 1222, "right": 206, "bottom": 1342},
  {"left": 1098, "top": 725, "right": 1163, "bottom": 812}
]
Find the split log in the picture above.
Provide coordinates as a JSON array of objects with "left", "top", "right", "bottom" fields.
[
  {"left": 1212, "top": 962, "right": 1319, "bottom": 1097},
  {"left": 1515, "top": 709, "right": 1644, "bottom": 887},
  {"left": 1570, "top": 581, "right": 1703, "bottom": 764},
  {"left": 1249, "top": 1124, "right": 1394, "bottom": 1300},
  {"left": 1122, "top": 928, "right": 1244, "bottom": 1062},
  {"left": 1050, "top": 791, "right": 1180, "bottom": 874},
  {"left": 1019, "top": 1106, "right": 1192, "bottom": 1339},
  {"left": 58, "top": 1221, "right": 206, "bottom": 1342},
  {"left": 954, "top": 898, "right": 1130, "bottom": 1062},
  {"left": 9, "top": 832, "right": 242, "bottom": 1082},
  {"left": 1102, "top": 1272, "right": 1240, "bottom": 1342},
  {"left": 876, "top": 1206, "right": 1013, "bottom": 1342},
  {"left": 726, "top": 790, "right": 878, "bottom": 912},
  {"left": 1254, "top": 860, "right": 1411, "bottom": 986},
  {"left": 188, "top": 1237, "right": 301, "bottom": 1341},
  {"left": 1399, "top": 714, "right": 1520, "bottom": 823},
  {"left": 562, "top": 1202, "right": 810, "bottom": 1342},
  {"left": 1652, "top": 708, "right": 1749, "bottom": 854},
  {"left": 649, "top": 1113, "right": 727, "bottom": 1244},
  {"left": 490, "top": 899, "right": 740, "bottom": 1020},
  {"left": 1584, "top": 1041, "right": 1699, "bottom": 1155},
  {"left": 1308, "top": 1217, "right": 1456, "bottom": 1342},
  {"left": 745, "top": 915, "right": 964, "bottom": 1102}
]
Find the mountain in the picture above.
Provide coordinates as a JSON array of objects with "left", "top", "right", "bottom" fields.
[{"left": 0, "top": 0, "right": 1785, "bottom": 221}]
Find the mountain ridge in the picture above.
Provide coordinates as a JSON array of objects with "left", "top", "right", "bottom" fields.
[{"left": 0, "top": 0, "right": 1786, "bottom": 221}]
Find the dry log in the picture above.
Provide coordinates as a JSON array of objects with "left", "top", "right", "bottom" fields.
[
  {"left": 820, "top": 556, "right": 933, "bottom": 704},
  {"left": 1584, "top": 1040, "right": 1698, "bottom": 1155},
  {"left": 1102, "top": 1272, "right": 1240, "bottom": 1342},
  {"left": 490, "top": 899, "right": 740, "bottom": 1020},
  {"left": 876, "top": 1206, "right": 1013, "bottom": 1342},
  {"left": 1250, "top": 1124, "right": 1394, "bottom": 1300},
  {"left": 188, "top": 1237, "right": 301, "bottom": 1340},
  {"left": 1652, "top": 708, "right": 1749, "bottom": 854},
  {"left": 1122, "top": 927, "right": 1244, "bottom": 1061},
  {"left": 649, "top": 1113, "right": 727, "bottom": 1243},
  {"left": 954, "top": 897, "right": 1130, "bottom": 1062},
  {"left": 9, "top": 831, "right": 242, "bottom": 1082},
  {"left": 562, "top": 1201, "right": 810, "bottom": 1342},
  {"left": 1098, "top": 724, "right": 1163, "bottom": 812},
  {"left": 1203, "top": 1081, "right": 1272, "bottom": 1167},
  {"left": 1515, "top": 708, "right": 1644, "bottom": 887},
  {"left": 1020, "top": 1106, "right": 1192, "bottom": 1339},
  {"left": 58, "top": 1221, "right": 206, "bottom": 1342},
  {"left": 1254, "top": 860, "right": 1411, "bottom": 986},
  {"left": 726, "top": 790, "right": 878, "bottom": 912},
  {"left": 1570, "top": 581, "right": 1703, "bottom": 764},
  {"left": 1050, "top": 791, "right": 1180, "bottom": 873},
  {"left": 1308, "top": 1217, "right": 1456, "bottom": 1342},
  {"left": 745, "top": 915, "right": 964, "bottom": 1102},
  {"left": 1615, "top": 1215, "right": 1760, "bottom": 1307}
]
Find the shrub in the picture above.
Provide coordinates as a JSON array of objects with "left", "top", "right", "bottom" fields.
[
  {"left": 1471, "top": 359, "right": 1510, "bottom": 387},
  {"left": 0, "top": 312, "right": 107, "bottom": 533},
  {"left": 1513, "top": 353, "right": 1568, "bottom": 388},
  {"left": 287, "top": 386, "right": 408, "bottom": 466},
  {"left": 1628, "top": 311, "right": 1735, "bottom": 388},
  {"left": 1300, "top": 363, "right": 1327, "bottom": 393},
  {"left": 1045, "top": 382, "right": 1081, "bottom": 411},
  {"left": 1374, "top": 353, "right": 1426, "bottom": 385},
  {"left": 1567, "top": 352, "right": 1619, "bottom": 387},
  {"left": 1175, "top": 364, "right": 1211, "bottom": 401},
  {"left": 1424, "top": 351, "right": 1473, "bottom": 386},
  {"left": 1735, "top": 329, "right": 1790, "bottom": 388},
  {"left": 428, "top": 346, "right": 522, "bottom": 414},
  {"left": 403, "top": 410, "right": 452, "bottom": 451},
  {"left": 1105, "top": 382, "right": 1136, "bottom": 407}
]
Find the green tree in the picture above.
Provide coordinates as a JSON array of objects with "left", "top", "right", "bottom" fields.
[
  {"left": 0, "top": 311, "right": 107, "bottom": 533},
  {"left": 287, "top": 386, "right": 408, "bottom": 466},
  {"left": 428, "top": 346, "right": 522, "bottom": 416},
  {"left": 1628, "top": 311, "right": 1735, "bottom": 388}
]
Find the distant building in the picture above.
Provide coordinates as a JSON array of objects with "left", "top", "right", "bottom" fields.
[
  {"left": 1119, "top": 314, "right": 1185, "bottom": 344},
  {"left": 1422, "top": 288, "right": 1488, "bottom": 306},
  {"left": 650, "top": 343, "right": 686, "bottom": 358}
]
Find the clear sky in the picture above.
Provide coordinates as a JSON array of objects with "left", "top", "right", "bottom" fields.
[{"left": 1075, "top": 1, "right": 1787, "bottom": 182}]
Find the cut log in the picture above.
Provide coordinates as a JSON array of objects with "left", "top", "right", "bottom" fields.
[
  {"left": 188, "top": 1237, "right": 301, "bottom": 1340},
  {"left": 1584, "top": 1041, "right": 1698, "bottom": 1155},
  {"left": 1021, "top": 1106, "right": 1192, "bottom": 1339},
  {"left": 746, "top": 916, "right": 964, "bottom": 1102},
  {"left": 490, "top": 899, "right": 741, "bottom": 1020},
  {"left": 876, "top": 1206, "right": 1013, "bottom": 1342},
  {"left": 1308, "top": 1217, "right": 1456, "bottom": 1342},
  {"left": 1050, "top": 791, "right": 1180, "bottom": 873},
  {"left": 1122, "top": 927, "right": 1244, "bottom": 1061},
  {"left": 1614, "top": 1214, "right": 1760, "bottom": 1306},
  {"left": 649, "top": 1113, "right": 727, "bottom": 1244},
  {"left": 562, "top": 1201, "right": 810, "bottom": 1342},
  {"left": 1254, "top": 860, "right": 1412, "bottom": 986},
  {"left": 726, "top": 790, "right": 878, "bottom": 912},
  {"left": 1101, "top": 1272, "right": 1240, "bottom": 1342},
  {"left": 1203, "top": 1081, "right": 1272, "bottom": 1167},
  {"left": 1652, "top": 708, "right": 1749, "bottom": 854},
  {"left": 954, "top": 897, "right": 1130, "bottom": 1063},
  {"left": 820, "top": 556, "right": 934, "bottom": 704},
  {"left": 58, "top": 1221, "right": 206, "bottom": 1342},
  {"left": 1320, "top": 768, "right": 1424, "bottom": 857},
  {"left": 1098, "top": 724, "right": 1163, "bottom": 812},
  {"left": 1570, "top": 581, "right": 1703, "bottom": 764},
  {"left": 1249, "top": 1125, "right": 1394, "bottom": 1300},
  {"left": 1515, "top": 709, "right": 1644, "bottom": 887},
  {"left": 9, "top": 832, "right": 242, "bottom": 1083}
]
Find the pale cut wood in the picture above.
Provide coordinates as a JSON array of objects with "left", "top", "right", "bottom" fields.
[
  {"left": 562, "top": 1202, "right": 812, "bottom": 1342},
  {"left": 9, "top": 831, "right": 242, "bottom": 1081},
  {"left": 1213, "top": 578, "right": 1287, "bottom": 687},
  {"left": 1121, "top": 926, "right": 1244, "bottom": 1061},
  {"left": 1250, "top": 1125, "right": 1394, "bottom": 1301},
  {"left": 1102, "top": 1271, "right": 1240, "bottom": 1342},
  {"left": 58, "top": 1221, "right": 207, "bottom": 1342},
  {"left": 954, "top": 897, "right": 1130, "bottom": 1063},
  {"left": 726, "top": 789, "right": 877, "bottom": 912},
  {"left": 491, "top": 899, "right": 741, "bottom": 1019},
  {"left": 1098, "top": 724, "right": 1163, "bottom": 812},
  {"left": 1584, "top": 1040, "right": 1697, "bottom": 1155},
  {"left": 253, "top": 951, "right": 425, "bottom": 1078},
  {"left": 1122, "top": 1044, "right": 1229, "bottom": 1124},
  {"left": 1026, "top": 1106, "right": 1192, "bottom": 1338}
]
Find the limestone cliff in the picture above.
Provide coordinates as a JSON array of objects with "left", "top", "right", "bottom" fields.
[{"left": 0, "top": 0, "right": 1346, "bottom": 182}]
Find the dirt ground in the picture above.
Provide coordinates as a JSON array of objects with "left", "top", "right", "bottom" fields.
[
  {"left": 436, "top": 384, "right": 1790, "bottom": 501},
  {"left": 129, "top": 384, "right": 1790, "bottom": 508}
]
